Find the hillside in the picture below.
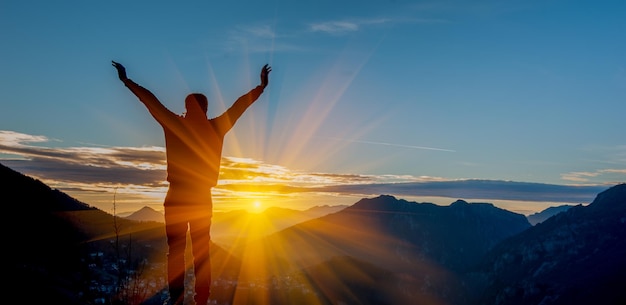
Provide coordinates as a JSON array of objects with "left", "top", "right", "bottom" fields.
[
  {"left": 1, "top": 162, "right": 239, "bottom": 305},
  {"left": 469, "top": 184, "right": 625, "bottom": 305},
  {"left": 249, "top": 195, "right": 530, "bottom": 271},
  {"left": 526, "top": 204, "right": 574, "bottom": 225},
  {"left": 2, "top": 162, "right": 103, "bottom": 305},
  {"left": 4, "top": 161, "right": 624, "bottom": 305},
  {"left": 235, "top": 195, "right": 531, "bottom": 303}
]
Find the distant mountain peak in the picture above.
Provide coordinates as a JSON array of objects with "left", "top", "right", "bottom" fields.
[
  {"left": 377, "top": 194, "right": 398, "bottom": 200},
  {"left": 526, "top": 204, "right": 574, "bottom": 225},
  {"left": 588, "top": 183, "right": 626, "bottom": 212},
  {"left": 451, "top": 199, "right": 469, "bottom": 206},
  {"left": 137, "top": 206, "right": 154, "bottom": 212},
  {"left": 349, "top": 194, "right": 413, "bottom": 212},
  {"left": 125, "top": 205, "right": 164, "bottom": 223},
  {"left": 449, "top": 199, "right": 497, "bottom": 211}
]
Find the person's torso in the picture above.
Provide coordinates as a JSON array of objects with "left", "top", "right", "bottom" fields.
[{"left": 162, "top": 116, "right": 226, "bottom": 187}]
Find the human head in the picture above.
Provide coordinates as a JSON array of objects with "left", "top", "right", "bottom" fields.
[{"left": 185, "top": 93, "right": 208, "bottom": 115}]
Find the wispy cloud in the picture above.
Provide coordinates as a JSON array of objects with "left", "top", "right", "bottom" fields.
[
  {"left": 562, "top": 169, "right": 626, "bottom": 184},
  {"left": 310, "top": 21, "right": 360, "bottom": 34},
  {"left": 218, "top": 13, "right": 447, "bottom": 54},
  {"left": 0, "top": 130, "right": 166, "bottom": 186},
  {"left": 1, "top": 130, "right": 620, "bottom": 213},
  {"left": 0, "top": 130, "right": 50, "bottom": 146},
  {"left": 220, "top": 24, "right": 304, "bottom": 53},
  {"left": 308, "top": 15, "right": 447, "bottom": 35}
]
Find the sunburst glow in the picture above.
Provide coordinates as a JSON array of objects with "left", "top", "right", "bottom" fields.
[{"left": 3, "top": 1, "right": 623, "bottom": 303}]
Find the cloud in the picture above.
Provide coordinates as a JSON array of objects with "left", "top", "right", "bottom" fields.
[
  {"left": 221, "top": 24, "right": 304, "bottom": 53},
  {"left": 308, "top": 17, "right": 400, "bottom": 35},
  {"left": 319, "top": 180, "right": 609, "bottom": 204},
  {"left": 561, "top": 169, "right": 626, "bottom": 184},
  {"left": 0, "top": 130, "right": 49, "bottom": 146},
  {"left": 219, "top": 156, "right": 378, "bottom": 186},
  {"left": 216, "top": 179, "right": 608, "bottom": 204},
  {"left": 308, "top": 15, "right": 447, "bottom": 35},
  {"left": 0, "top": 130, "right": 618, "bottom": 210},
  {"left": 561, "top": 171, "right": 599, "bottom": 182},
  {"left": 310, "top": 21, "right": 360, "bottom": 34},
  {"left": 218, "top": 14, "right": 447, "bottom": 54},
  {"left": 0, "top": 130, "right": 166, "bottom": 186}
]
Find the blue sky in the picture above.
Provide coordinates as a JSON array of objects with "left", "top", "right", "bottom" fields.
[{"left": 1, "top": 0, "right": 624, "bottom": 215}]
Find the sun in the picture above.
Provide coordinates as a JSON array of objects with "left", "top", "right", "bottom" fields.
[{"left": 251, "top": 200, "right": 262, "bottom": 212}]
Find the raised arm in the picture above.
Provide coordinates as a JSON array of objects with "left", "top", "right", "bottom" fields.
[
  {"left": 214, "top": 64, "right": 272, "bottom": 131},
  {"left": 260, "top": 63, "right": 271, "bottom": 89},
  {"left": 112, "top": 61, "right": 176, "bottom": 125}
]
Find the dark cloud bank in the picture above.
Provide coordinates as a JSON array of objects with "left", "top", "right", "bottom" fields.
[{"left": 320, "top": 180, "right": 609, "bottom": 204}]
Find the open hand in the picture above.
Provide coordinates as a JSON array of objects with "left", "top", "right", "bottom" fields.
[
  {"left": 111, "top": 60, "right": 128, "bottom": 81},
  {"left": 260, "top": 64, "right": 271, "bottom": 88}
]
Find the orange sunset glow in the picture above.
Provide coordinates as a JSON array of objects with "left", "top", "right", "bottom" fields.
[{"left": 3, "top": 1, "right": 624, "bottom": 304}]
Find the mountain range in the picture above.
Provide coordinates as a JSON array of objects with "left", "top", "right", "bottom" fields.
[
  {"left": 467, "top": 184, "right": 626, "bottom": 305},
  {"left": 3, "top": 161, "right": 624, "bottom": 305},
  {"left": 526, "top": 204, "right": 574, "bottom": 225},
  {"left": 125, "top": 199, "right": 568, "bottom": 230},
  {"left": 124, "top": 202, "right": 347, "bottom": 247},
  {"left": 230, "top": 196, "right": 532, "bottom": 304}
]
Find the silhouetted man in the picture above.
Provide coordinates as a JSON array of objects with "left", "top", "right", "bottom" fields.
[{"left": 112, "top": 60, "right": 271, "bottom": 305}]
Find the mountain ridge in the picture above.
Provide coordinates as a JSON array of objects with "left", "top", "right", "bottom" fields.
[
  {"left": 125, "top": 205, "right": 165, "bottom": 223},
  {"left": 469, "top": 183, "right": 626, "bottom": 305},
  {"left": 2, "top": 162, "right": 241, "bottom": 305},
  {"left": 4, "top": 161, "right": 624, "bottom": 304},
  {"left": 526, "top": 204, "right": 575, "bottom": 225}
]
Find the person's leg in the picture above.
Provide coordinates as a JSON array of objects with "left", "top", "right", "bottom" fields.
[
  {"left": 189, "top": 203, "right": 213, "bottom": 305},
  {"left": 164, "top": 204, "right": 188, "bottom": 305}
]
